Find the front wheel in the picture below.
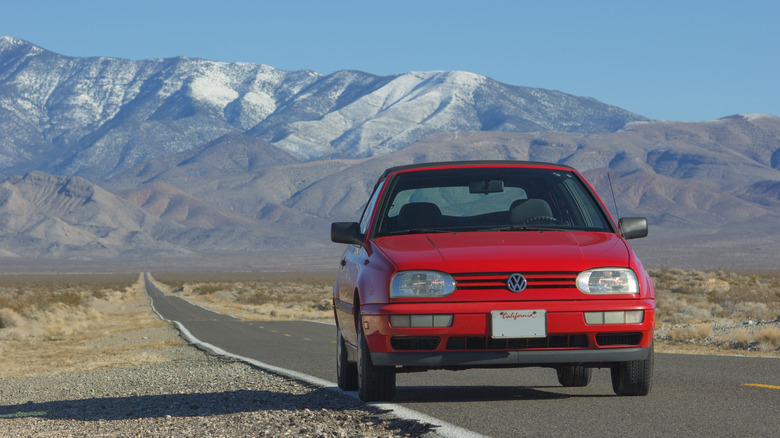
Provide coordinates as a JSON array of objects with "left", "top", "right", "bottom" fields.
[
  {"left": 357, "top": 315, "right": 396, "bottom": 402},
  {"left": 556, "top": 365, "right": 592, "bottom": 387},
  {"left": 611, "top": 344, "right": 653, "bottom": 396},
  {"left": 336, "top": 326, "right": 357, "bottom": 391}
]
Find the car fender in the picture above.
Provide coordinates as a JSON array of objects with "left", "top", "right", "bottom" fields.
[{"left": 355, "top": 241, "right": 396, "bottom": 308}]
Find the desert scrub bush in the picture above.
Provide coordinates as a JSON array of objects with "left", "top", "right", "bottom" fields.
[
  {"left": 667, "top": 324, "right": 713, "bottom": 342},
  {"left": 0, "top": 274, "right": 135, "bottom": 317},
  {"left": 311, "top": 299, "right": 332, "bottom": 311},
  {"left": 650, "top": 269, "right": 780, "bottom": 325},
  {"left": 237, "top": 281, "right": 330, "bottom": 306},
  {"left": 50, "top": 291, "right": 83, "bottom": 307},
  {"left": 193, "top": 284, "right": 224, "bottom": 295},
  {"left": 654, "top": 287, "right": 714, "bottom": 324},
  {"left": 0, "top": 289, "right": 90, "bottom": 314},
  {"left": 714, "top": 327, "right": 753, "bottom": 349},
  {"left": 755, "top": 326, "right": 780, "bottom": 349},
  {"left": 245, "top": 291, "right": 270, "bottom": 305},
  {"left": 732, "top": 327, "right": 752, "bottom": 347},
  {"left": 0, "top": 308, "right": 25, "bottom": 329},
  {"left": 708, "top": 324, "right": 780, "bottom": 352}
]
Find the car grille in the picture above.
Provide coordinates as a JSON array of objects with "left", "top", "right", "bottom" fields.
[
  {"left": 446, "top": 334, "right": 588, "bottom": 350},
  {"left": 453, "top": 271, "right": 578, "bottom": 291},
  {"left": 595, "top": 333, "right": 643, "bottom": 346},
  {"left": 391, "top": 337, "right": 441, "bottom": 351}
]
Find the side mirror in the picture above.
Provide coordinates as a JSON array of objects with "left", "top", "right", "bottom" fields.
[
  {"left": 331, "top": 222, "right": 364, "bottom": 245},
  {"left": 619, "top": 217, "right": 648, "bottom": 239}
]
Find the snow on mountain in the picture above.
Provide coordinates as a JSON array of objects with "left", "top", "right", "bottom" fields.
[
  {"left": 267, "top": 70, "right": 485, "bottom": 157},
  {"left": 7, "top": 36, "right": 779, "bottom": 269},
  {"left": 739, "top": 113, "right": 774, "bottom": 121},
  {"left": 0, "top": 36, "right": 646, "bottom": 180}
]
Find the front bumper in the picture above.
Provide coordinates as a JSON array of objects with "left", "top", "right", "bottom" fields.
[
  {"left": 361, "top": 300, "right": 655, "bottom": 368},
  {"left": 371, "top": 347, "right": 651, "bottom": 367}
]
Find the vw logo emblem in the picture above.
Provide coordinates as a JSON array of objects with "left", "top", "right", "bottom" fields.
[{"left": 507, "top": 273, "right": 527, "bottom": 293}]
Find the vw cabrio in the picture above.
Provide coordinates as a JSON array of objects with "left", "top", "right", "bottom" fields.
[{"left": 331, "top": 161, "right": 654, "bottom": 401}]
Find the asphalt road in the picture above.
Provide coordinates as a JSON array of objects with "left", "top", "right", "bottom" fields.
[{"left": 145, "top": 275, "right": 779, "bottom": 437}]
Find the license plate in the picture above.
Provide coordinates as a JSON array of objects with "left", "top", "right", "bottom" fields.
[{"left": 491, "top": 310, "right": 546, "bottom": 338}]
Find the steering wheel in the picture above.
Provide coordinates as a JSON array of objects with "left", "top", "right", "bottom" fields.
[{"left": 520, "top": 216, "right": 562, "bottom": 225}]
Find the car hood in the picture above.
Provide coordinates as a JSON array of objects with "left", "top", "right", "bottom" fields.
[{"left": 372, "top": 231, "right": 631, "bottom": 273}]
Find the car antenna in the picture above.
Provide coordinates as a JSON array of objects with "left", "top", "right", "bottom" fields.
[{"left": 607, "top": 172, "right": 621, "bottom": 220}]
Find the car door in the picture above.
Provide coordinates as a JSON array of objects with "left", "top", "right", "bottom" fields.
[{"left": 335, "top": 180, "right": 385, "bottom": 346}]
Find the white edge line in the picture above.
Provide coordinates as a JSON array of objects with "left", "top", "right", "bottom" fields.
[{"left": 145, "top": 279, "right": 486, "bottom": 438}]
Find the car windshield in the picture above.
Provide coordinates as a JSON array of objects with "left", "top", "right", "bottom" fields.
[{"left": 372, "top": 167, "right": 613, "bottom": 236}]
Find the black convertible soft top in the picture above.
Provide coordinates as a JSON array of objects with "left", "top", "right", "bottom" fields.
[{"left": 377, "top": 160, "right": 576, "bottom": 183}]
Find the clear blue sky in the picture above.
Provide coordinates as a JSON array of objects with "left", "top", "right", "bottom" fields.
[{"left": 4, "top": 0, "right": 778, "bottom": 121}]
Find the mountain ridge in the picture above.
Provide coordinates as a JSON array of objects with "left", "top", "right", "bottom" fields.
[
  {"left": 1, "top": 36, "right": 779, "bottom": 270},
  {"left": 0, "top": 36, "right": 646, "bottom": 180}
]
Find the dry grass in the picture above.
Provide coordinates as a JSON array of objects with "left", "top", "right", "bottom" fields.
[
  {"left": 667, "top": 324, "right": 713, "bottom": 342},
  {"left": 0, "top": 273, "right": 184, "bottom": 378},
  {"left": 652, "top": 268, "right": 780, "bottom": 356},
  {"left": 151, "top": 271, "right": 334, "bottom": 321},
  {"left": 0, "top": 274, "right": 136, "bottom": 318},
  {"left": 754, "top": 326, "right": 780, "bottom": 349}
]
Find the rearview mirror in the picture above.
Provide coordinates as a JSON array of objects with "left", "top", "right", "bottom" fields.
[
  {"left": 331, "top": 222, "right": 364, "bottom": 245},
  {"left": 469, "top": 180, "right": 504, "bottom": 194},
  {"left": 619, "top": 217, "right": 648, "bottom": 239}
]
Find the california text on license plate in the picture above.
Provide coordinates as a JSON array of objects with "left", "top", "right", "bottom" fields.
[{"left": 491, "top": 310, "right": 546, "bottom": 338}]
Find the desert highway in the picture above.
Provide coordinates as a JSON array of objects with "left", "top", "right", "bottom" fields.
[{"left": 144, "top": 275, "right": 779, "bottom": 437}]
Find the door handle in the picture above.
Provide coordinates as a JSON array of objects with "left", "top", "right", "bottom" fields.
[{"left": 340, "top": 259, "right": 346, "bottom": 267}]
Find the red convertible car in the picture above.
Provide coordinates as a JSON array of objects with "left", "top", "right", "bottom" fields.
[{"left": 331, "top": 161, "right": 654, "bottom": 401}]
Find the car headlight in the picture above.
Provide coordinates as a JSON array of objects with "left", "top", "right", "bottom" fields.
[
  {"left": 390, "top": 271, "right": 456, "bottom": 298},
  {"left": 576, "top": 268, "right": 639, "bottom": 294}
]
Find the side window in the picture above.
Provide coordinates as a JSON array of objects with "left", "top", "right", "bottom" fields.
[{"left": 359, "top": 181, "right": 385, "bottom": 235}]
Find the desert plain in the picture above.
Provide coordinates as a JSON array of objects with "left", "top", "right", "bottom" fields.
[{"left": 1, "top": 268, "right": 778, "bottom": 380}]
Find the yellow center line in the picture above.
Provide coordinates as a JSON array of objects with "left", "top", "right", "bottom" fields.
[
  {"left": 284, "top": 334, "right": 291, "bottom": 337},
  {"left": 743, "top": 383, "right": 780, "bottom": 390}
]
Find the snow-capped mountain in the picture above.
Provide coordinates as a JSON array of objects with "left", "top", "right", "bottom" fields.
[
  {"left": 0, "top": 36, "right": 645, "bottom": 180},
  {"left": 2, "top": 36, "right": 779, "bottom": 271}
]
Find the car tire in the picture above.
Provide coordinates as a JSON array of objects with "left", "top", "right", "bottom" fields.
[
  {"left": 556, "top": 365, "right": 592, "bottom": 387},
  {"left": 611, "top": 343, "right": 653, "bottom": 396},
  {"left": 337, "top": 326, "right": 358, "bottom": 391},
  {"left": 357, "top": 315, "right": 396, "bottom": 402}
]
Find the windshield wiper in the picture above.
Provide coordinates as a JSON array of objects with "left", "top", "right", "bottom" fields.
[
  {"left": 382, "top": 228, "right": 451, "bottom": 236},
  {"left": 481, "top": 225, "right": 564, "bottom": 232}
]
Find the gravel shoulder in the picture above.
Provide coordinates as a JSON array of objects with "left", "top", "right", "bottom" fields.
[
  {"left": 0, "top": 276, "right": 435, "bottom": 437},
  {"left": 0, "top": 347, "right": 433, "bottom": 437}
]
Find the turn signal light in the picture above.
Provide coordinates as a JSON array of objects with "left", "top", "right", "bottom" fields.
[
  {"left": 389, "top": 314, "right": 453, "bottom": 328},
  {"left": 584, "top": 311, "right": 644, "bottom": 325}
]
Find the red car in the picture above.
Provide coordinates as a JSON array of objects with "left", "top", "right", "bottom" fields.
[{"left": 331, "top": 161, "right": 654, "bottom": 401}]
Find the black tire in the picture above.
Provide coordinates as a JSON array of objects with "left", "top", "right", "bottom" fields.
[
  {"left": 611, "top": 344, "right": 654, "bottom": 396},
  {"left": 336, "top": 326, "right": 358, "bottom": 391},
  {"left": 556, "top": 365, "right": 592, "bottom": 387},
  {"left": 357, "top": 314, "right": 396, "bottom": 402}
]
